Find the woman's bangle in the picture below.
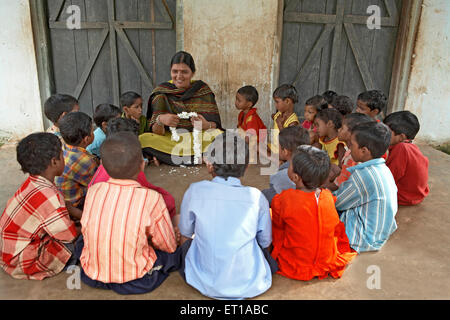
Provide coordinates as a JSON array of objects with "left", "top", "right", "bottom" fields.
[{"left": 156, "top": 114, "right": 163, "bottom": 126}]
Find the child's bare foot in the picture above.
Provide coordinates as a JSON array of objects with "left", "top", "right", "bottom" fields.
[{"left": 152, "top": 156, "right": 160, "bottom": 167}]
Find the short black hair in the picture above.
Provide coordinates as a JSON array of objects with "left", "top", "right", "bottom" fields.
[
  {"left": 383, "top": 111, "right": 420, "bottom": 140},
  {"left": 273, "top": 84, "right": 299, "bottom": 103},
  {"left": 305, "top": 95, "right": 328, "bottom": 111},
  {"left": 106, "top": 117, "right": 139, "bottom": 137},
  {"left": 291, "top": 145, "right": 331, "bottom": 189},
  {"left": 16, "top": 132, "right": 62, "bottom": 175},
  {"left": 352, "top": 122, "right": 391, "bottom": 158},
  {"left": 330, "top": 95, "right": 354, "bottom": 116},
  {"left": 316, "top": 108, "right": 343, "bottom": 129},
  {"left": 279, "top": 126, "right": 310, "bottom": 151},
  {"left": 171, "top": 51, "right": 196, "bottom": 73},
  {"left": 357, "top": 90, "right": 387, "bottom": 113},
  {"left": 343, "top": 113, "right": 374, "bottom": 131},
  {"left": 59, "top": 111, "right": 93, "bottom": 146},
  {"left": 322, "top": 90, "right": 337, "bottom": 104},
  {"left": 206, "top": 132, "right": 249, "bottom": 180},
  {"left": 100, "top": 132, "right": 143, "bottom": 179},
  {"left": 93, "top": 104, "right": 121, "bottom": 128},
  {"left": 237, "top": 85, "right": 259, "bottom": 106},
  {"left": 43, "top": 94, "right": 79, "bottom": 124},
  {"left": 120, "top": 91, "right": 141, "bottom": 109}
]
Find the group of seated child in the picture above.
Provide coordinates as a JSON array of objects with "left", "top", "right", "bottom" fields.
[{"left": 0, "top": 85, "right": 429, "bottom": 300}]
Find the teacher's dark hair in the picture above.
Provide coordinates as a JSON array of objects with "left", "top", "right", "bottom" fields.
[{"left": 171, "top": 51, "right": 196, "bottom": 73}]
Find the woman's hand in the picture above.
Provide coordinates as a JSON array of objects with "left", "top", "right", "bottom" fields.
[
  {"left": 191, "top": 114, "right": 212, "bottom": 130},
  {"left": 159, "top": 113, "right": 180, "bottom": 127}
]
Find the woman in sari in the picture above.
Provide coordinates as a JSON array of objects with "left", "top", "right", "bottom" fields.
[{"left": 140, "top": 51, "right": 223, "bottom": 165}]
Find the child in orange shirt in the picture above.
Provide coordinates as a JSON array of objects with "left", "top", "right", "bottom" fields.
[{"left": 271, "top": 145, "right": 356, "bottom": 280}]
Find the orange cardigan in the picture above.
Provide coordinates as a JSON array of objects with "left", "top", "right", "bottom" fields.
[{"left": 271, "top": 188, "right": 357, "bottom": 280}]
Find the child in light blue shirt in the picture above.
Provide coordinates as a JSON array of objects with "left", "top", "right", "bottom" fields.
[
  {"left": 334, "top": 121, "right": 398, "bottom": 253},
  {"left": 178, "top": 132, "right": 278, "bottom": 300},
  {"left": 86, "top": 104, "right": 120, "bottom": 157},
  {"left": 262, "top": 126, "right": 310, "bottom": 206}
]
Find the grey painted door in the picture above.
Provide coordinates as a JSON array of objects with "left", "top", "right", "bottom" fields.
[
  {"left": 46, "top": 0, "right": 176, "bottom": 116},
  {"left": 279, "top": 0, "right": 402, "bottom": 117}
]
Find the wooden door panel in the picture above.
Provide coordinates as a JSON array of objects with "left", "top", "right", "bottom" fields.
[
  {"left": 280, "top": 0, "right": 401, "bottom": 117},
  {"left": 46, "top": 0, "right": 176, "bottom": 116}
]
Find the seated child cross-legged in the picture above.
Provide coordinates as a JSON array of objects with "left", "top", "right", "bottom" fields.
[
  {"left": 333, "top": 122, "right": 398, "bottom": 253},
  {"left": 86, "top": 104, "right": 121, "bottom": 158},
  {"left": 262, "top": 126, "right": 310, "bottom": 206},
  {"left": 88, "top": 117, "right": 177, "bottom": 220},
  {"left": 55, "top": 112, "right": 98, "bottom": 213},
  {"left": 271, "top": 145, "right": 357, "bottom": 281},
  {"left": 76, "top": 132, "right": 180, "bottom": 295},
  {"left": 178, "top": 132, "right": 278, "bottom": 300},
  {"left": 0, "top": 133, "right": 79, "bottom": 280},
  {"left": 383, "top": 111, "right": 429, "bottom": 205}
]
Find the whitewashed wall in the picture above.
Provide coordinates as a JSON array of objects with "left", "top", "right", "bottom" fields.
[
  {"left": 0, "top": 0, "right": 43, "bottom": 141},
  {"left": 405, "top": 0, "right": 450, "bottom": 143}
]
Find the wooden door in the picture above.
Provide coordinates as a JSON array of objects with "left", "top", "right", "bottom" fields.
[
  {"left": 279, "top": 0, "right": 402, "bottom": 117},
  {"left": 46, "top": 0, "right": 176, "bottom": 116}
]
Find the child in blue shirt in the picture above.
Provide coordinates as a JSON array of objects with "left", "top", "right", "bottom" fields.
[
  {"left": 178, "top": 132, "right": 277, "bottom": 300},
  {"left": 262, "top": 126, "right": 310, "bottom": 206},
  {"left": 333, "top": 121, "right": 398, "bottom": 253},
  {"left": 86, "top": 104, "right": 121, "bottom": 157}
]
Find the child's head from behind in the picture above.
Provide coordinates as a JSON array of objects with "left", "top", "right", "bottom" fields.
[
  {"left": 236, "top": 85, "right": 258, "bottom": 111},
  {"left": 288, "top": 145, "right": 331, "bottom": 190},
  {"left": 356, "top": 90, "right": 387, "bottom": 118},
  {"left": 278, "top": 126, "right": 310, "bottom": 161},
  {"left": 350, "top": 122, "right": 391, "bottom": 162},
  {"left": 314, "top": 108, "right": 343, "bottom": 138},
  {"left": 304, "top": 95, "right": 327, "bottom": 122},
  {"left": 329, "top": 95, "right": 354, "bottom": 116},
  {"left": 338, "top": 113, "right": 374, "bottom": 143},
  {"left": 273, "top": 84, "right": 298, "bottom": 113},
  {"left": 59, "top": 111, "right": 94, "bottom": 147},
  {"left": 120, "top": 91, "right": 143, "bottom": 120},
  {"left": 106, "top": 117, "right": 139, "bottom": 137},
  {"left": 206, "top": 132, "right": 249, "bottom": 180},
  {"left": 322, "top": 90, "right": 337, "bottom": 104},
  {"left": 93, "top": 104, "right": 121, "bottom": 132},
  {"left": 100, "top": 132, "right": 144, "bottom": 180},
  {"left": 17, "top": 132, "right": 64, "bottom": 177},
  {"left": 383, "top": 111, "right": 420, "bottom": 146},
  {"left": 44, "top": 94, "right": 79, "bottom": 125}
]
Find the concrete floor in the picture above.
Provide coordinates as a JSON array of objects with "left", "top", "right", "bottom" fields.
[{"left": 0, "top": 141, "right": 449, "bottom": 300}]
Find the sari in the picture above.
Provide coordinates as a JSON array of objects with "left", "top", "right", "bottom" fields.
[{"left": 139, "top": 80, "right": 223, "bottom": 165}]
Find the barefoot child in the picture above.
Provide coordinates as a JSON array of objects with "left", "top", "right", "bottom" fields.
[
  {"left": 334, "top": 121, "right": 397, "bottom": 252},
  {"left": 77, "top": 132, "right": 180, "bottom": 294},
  {"left": 0, "top": 133, "right": 79, "bottom": 280},
  {"left": 383, "top": 111, "right": 429, "bottom": 205},
  {"left": 178, "top": 132, "right": 278, "bottom": 299},
  {"left": 271, "top": 145, "right": 356, "bottom": 280}
]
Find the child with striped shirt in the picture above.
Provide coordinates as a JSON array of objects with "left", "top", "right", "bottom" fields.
[{"left": 333, "top": 121, "right": 398, "bottom": 253}]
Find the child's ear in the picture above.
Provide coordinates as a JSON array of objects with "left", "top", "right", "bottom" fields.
[
  {"left": 101, "top": 121, "right": 108, "bottom": 131},
  {"left": 361, "top": 146, "right": 372, "bottom": 158},
  {"left": 326, "top": 120, "right": 334, "bottom": 128},
  {"left": 57, "top": 111, "right": 68, "bottom": 123},
  {"left": 206, "top": 162, "right": 214, "bottom": 175},
  {"left": 399, "top": 133, "right": 408, "bottom": 142}
]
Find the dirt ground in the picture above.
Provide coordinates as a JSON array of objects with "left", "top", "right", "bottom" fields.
[{"left": 0, "top": 141, "right": 449, "bottom": 300}]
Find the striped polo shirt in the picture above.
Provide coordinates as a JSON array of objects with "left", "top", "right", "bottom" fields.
[
  {"left": 80, "top": 178, "right": 176, "bottom": 284},
  {"left": 333, "top": 158, "right": 398, "bottom": 253}
]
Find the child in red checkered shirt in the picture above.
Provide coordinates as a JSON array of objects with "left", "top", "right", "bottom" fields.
[{"left": 0, "top": 133, "right": 79, "bottom": 280}]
